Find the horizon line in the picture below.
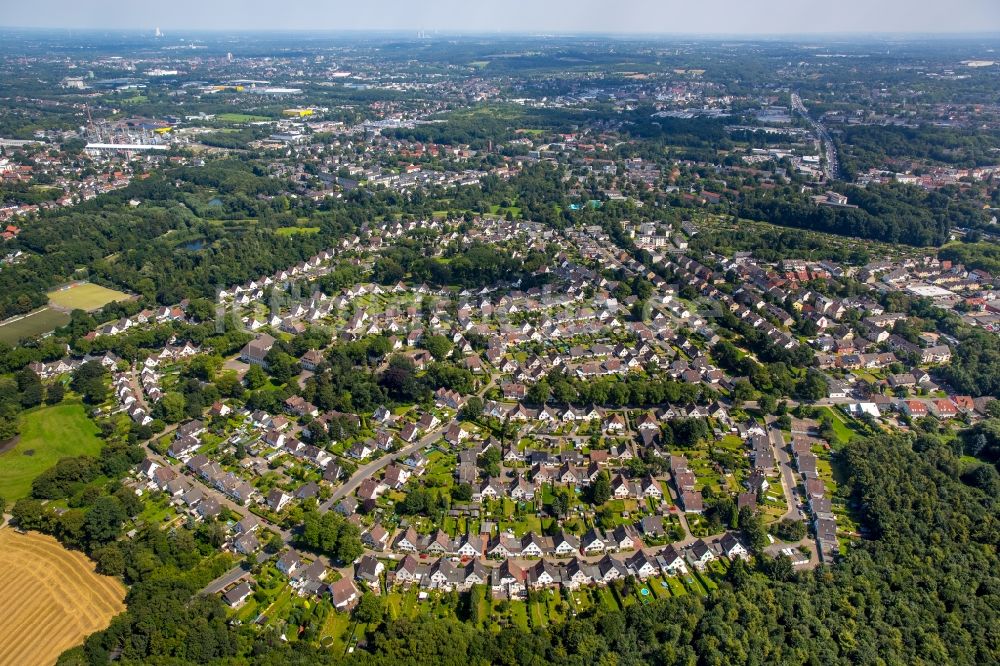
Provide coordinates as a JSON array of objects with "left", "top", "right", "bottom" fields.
[{"left": 1, "top": 25, "right": 1000, "bottom": 39}]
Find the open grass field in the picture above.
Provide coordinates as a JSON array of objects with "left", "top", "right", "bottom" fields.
[
  {"left": 47, "top": 282, "right": 132, "bottom": 312},
  {"left": 0, "top": 529, "right": 126, "bottom": 666},
  {"left": 275, "top": 226, "right": 320, "bottom": 236},
  {"left": 0, "top": 307, "right": 71, "bottom": 344},
  {"left": 216, "top": 113, "right": 271, "bottom": 123},
  {"left": 0, "top": 402, "right": 103, "bottom": 501}
]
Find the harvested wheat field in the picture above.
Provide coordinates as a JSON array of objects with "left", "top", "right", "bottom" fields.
[{"left": 0, "top": 529, "right": 126, "bottom": 666}]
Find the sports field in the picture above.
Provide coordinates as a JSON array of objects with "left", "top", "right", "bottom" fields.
[
  {"left": 0, "top": 402, "right": 103, "bottom": 501},
  {"left": 0, "top": 308, "right": 71, "bottom": 344},
  {"left": 0, "top": 529, "right": 126, "bottom": 666},
  {"left": 47, "top": 282, "right": 132, "bottom": 311}
]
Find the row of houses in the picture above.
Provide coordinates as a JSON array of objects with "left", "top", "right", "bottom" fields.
[
  {"left": 671, "top": 454, "right": 704, "bottom": 514},
  {"left": 379, "top": 534, "right": 749, "bottom": 597},
  {"left": 186, "top": 452, "right": 258, "bottom": 505},
  {"left": 788, "top": 438, "right": 837, "bottom": 560},
  {"left": 112, "top": 369, "right": 152, "bottom": 426},
  {"left": 28, "top": 350, "right": 120, "bottom": 380},
  {"left": 388, "top": 522, "right": 658, "bottom": 559}
]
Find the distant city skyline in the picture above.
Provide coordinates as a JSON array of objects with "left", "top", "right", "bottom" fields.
[{"left": 3, "top": 0, "right": 1000, "bottom": 35}]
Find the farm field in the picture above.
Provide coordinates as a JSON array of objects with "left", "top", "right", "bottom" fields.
[
  {"left": 47, "top": 282, "right": 132, "bottom": 312},
  {"left": 0, "top": 529, "right": 126, "bottom": 666},
  {"left": 0, "top": 402, "right": 103, "bottom": 501},
  {"left": 0, "top": 307, "right": 70, "bottom": 344}
]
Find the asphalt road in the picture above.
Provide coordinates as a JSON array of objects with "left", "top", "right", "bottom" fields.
[
  {"left": 319, "top": 424, "right": 447, "bottom": 511},
  {"left": 766, "top": 424, "right": 803, "bottom": 522},
  {"left": 202, "top": 564, "right": 251, "bottom": 594}
]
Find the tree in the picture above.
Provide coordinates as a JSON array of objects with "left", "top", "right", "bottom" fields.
[
  {"left": 264, "top": 350, "right": 299, "bottom": 385},
  {"left": 71, "top": 360, "right": 108, "bottom": 404},
  {"left": 773, "top": 518, "right": 807, "bottom": 541},
  {"left": 0, "top": 414, "right": 19, "bottom": 442},
  {"left": 83, "top": 496, "right": 127, "bottom": 547},
  {"left": 732, "top": 379, "right": 754, "bottom": 406},
  {"left": 354, "top": 592, "right": 384, "bottom": 624},
  {"left": 527, "top": 379, "right": 551, "bottom": 406},
  {"left": 215, "top": 370, "right": 244, "bottom": 399},
  {"left": 244, "top": 364, "right": 268, "bottom": 390},
  {"left": 477, "top": 448, "right": 502, "bottom": 478},
  {"left": 380, "top": 355, "right": 421, "bottom": 402},
  {"left": 31, "top": 456, "right": 98, "bottom": 499},
  {"left": 762, "top": 553, "right": 795, "bottom": 582},
  {"left": 45, "top": 381, "right": 65, "bottom": 405},
  {"left": 297, "top": 509, "right": 364, "bottom": 564},
  {"left": 372, "top": 257, "right": 405, "bottom": 285},
  {"left": 187, "top": 354, "right": 224, "bottom": 381},
  {"left": 590, "top": 470, "right": 611, "bottom": 505},
  {"left": 422, "top": 334, "right": 453, "bottom": 362},
  {"left": 17, "top": 368, "right": 43, "bottom": 407},
  {"left": 95, "top": 544, "right": 126, "bottom": 576},
  {"left": 739, "top": 506, "right": 768, "bottom": 553},
  {"left": 459, "top": 396, "right": 483, "bottom": 421},
  {"left": 11, "top": 498, "right": 48, "bottom": 530},
  {"left": 452, "top": 483, "right": 473, "bottom": 502},
  {"left": 965, "top": 464, "right": 1000, "bottom": 496},
  {"left": 160, "top": 392, "right": 187, "bottom": 424},
  {"left": 550, "top": 486, "right": 571, "bottom": 518},
  {"left": 796, "top": 369, "right": 829, "bottom": 401},
  {"left": 399, "top": 487, "right": 433, "bottom": 515},
  {"left": 334, "top": 521, "right": 364, "bottom": 563}
]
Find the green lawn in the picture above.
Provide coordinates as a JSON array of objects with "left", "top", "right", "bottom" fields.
[
  {"left": 216, "top": 113, "right": 271, "bottom": 123},
  {"left": 665, "top": 576, "right": 688, "bottom": 597},
  {"left": 136, "top": 493, "right": 178, "bottom": 529},
  {"left": 508, "top": 600, "right": 529, "bottom": 630},
  {"left": 0, "top": 307, "right": 71, "bottom": 344},
  {"left": 47, "top": 282, "right": 132, "bottom": 312},
  {"left": 320, "top": 610, "right": 353, "bottom": 655},
  {"left": 686, "top": 572, "right": 712, "bottom": 596},
  {"left": 528, "top": 599, "right": 548, "bottom": 627},
  {"left": 0, "top": 402, "right": 102, "bottom": 501},
  {"left": 821, "top": 407, "right": 859, "bottom": 443},
  {"left": 595, "top": 585, "right": 621, "bottom": 611},
  {"left": 275, "top": 226, "right": 320, "bottom": 236}
]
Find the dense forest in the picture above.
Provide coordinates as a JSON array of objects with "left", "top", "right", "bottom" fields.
[
  {"left": 737, "top": 182, "right": 985, "bottom": 246},
  {"left": 940, "top": 329, "right": 1000, "bottom": 398},
  {"left": 940, "top": 241, "right": 1000, "bottom": 276},
  {"left": 836, "top": 123, "right": 1000, "bottom": 174}
]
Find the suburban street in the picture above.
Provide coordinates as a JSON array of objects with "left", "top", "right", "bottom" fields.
[
  {"left": 766, "top": 424, "right": 803, "bottom": 522},
  {"left": 141, "top": 433, "right": 293, "bottom": 543},
  {"left": 320, "top": 424, "right": 448, "bottom": 510}
]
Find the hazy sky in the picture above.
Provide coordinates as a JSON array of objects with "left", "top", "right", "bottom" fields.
[{"left": 2, "top": 0, "right": 999, "bottom": 34}]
